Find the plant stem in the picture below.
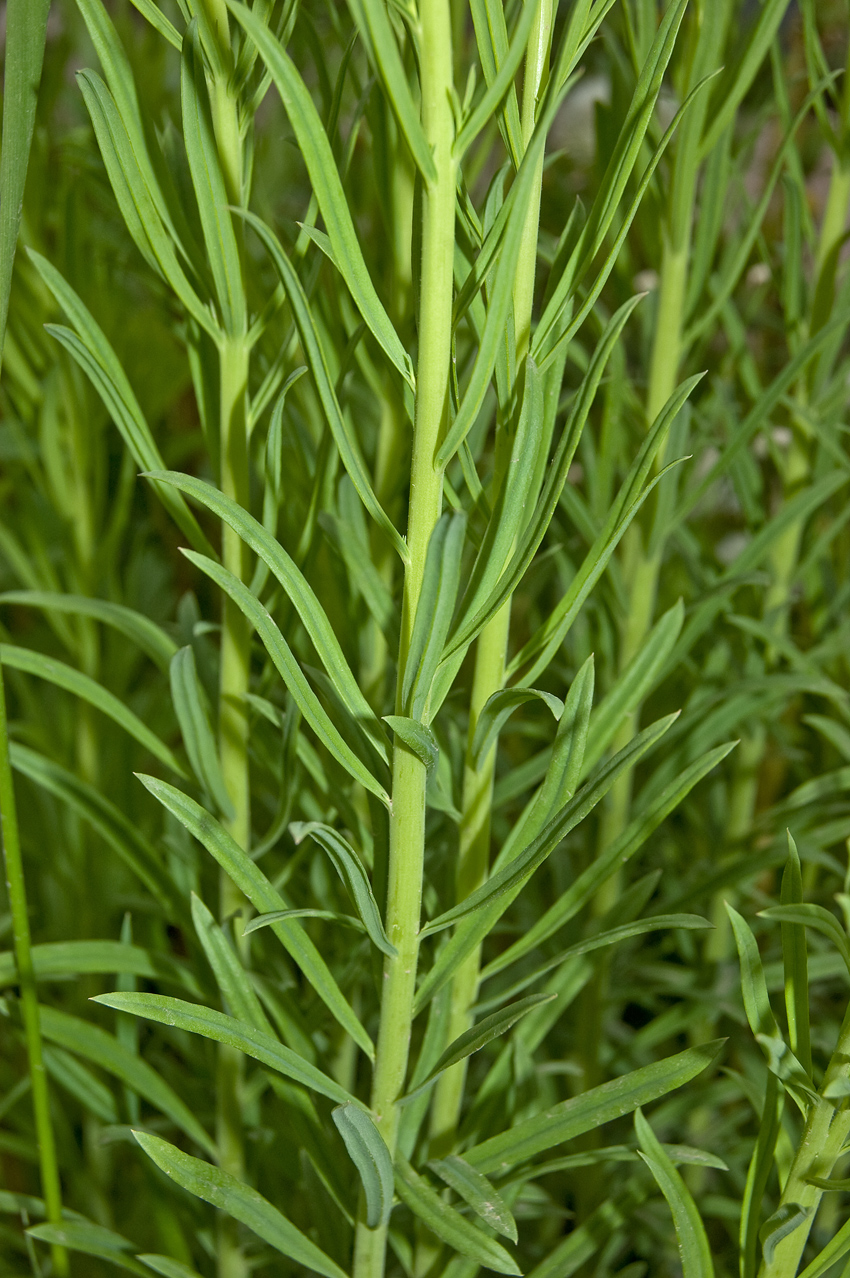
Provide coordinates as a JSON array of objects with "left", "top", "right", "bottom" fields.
[
  {"left": 0, "top": 663, "right": 67, "bottom": 1277},
  {"left": 426, "top": 0, "right": 554, "bottom": 1160},
  {"left": 759, "top": 1010, "right": 850, "bottom": 1278},
  {"left": 352, "top": 2, "right": 455, "bottom": 1274}
]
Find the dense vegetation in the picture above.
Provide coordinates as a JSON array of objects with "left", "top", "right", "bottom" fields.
[{"left": 2, "top": 1, "right": 850, "bottom": 1276}]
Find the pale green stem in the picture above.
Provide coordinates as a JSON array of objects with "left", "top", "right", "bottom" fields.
[
  {"left": 0, "top": 663, "right": 67, "bottom": 1276},
  {"left": 759, "top": 1010, "right": 850, "bottom": 1278},
  {"left": 426, "top": 0, "right": 554, "bottom": 1161},
  {"left": 352, "top": 3, "right": 455, "bottom": 1275}
]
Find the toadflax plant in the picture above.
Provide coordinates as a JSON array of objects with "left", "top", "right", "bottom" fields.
[{"left": 4, "top": 0, "right": 850, "bottom": 1276}]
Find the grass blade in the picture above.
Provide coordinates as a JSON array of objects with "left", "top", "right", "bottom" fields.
[{"left": 635, "top": 1110, "right": 714, "bottom": 1278}]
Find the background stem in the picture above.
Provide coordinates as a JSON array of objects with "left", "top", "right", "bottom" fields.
[{"left": 0, "top": 662, "right": 67, "bottom": 1276}]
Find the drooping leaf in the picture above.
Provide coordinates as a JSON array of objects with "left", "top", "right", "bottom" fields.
[
  {"left": 331, "top": 1103, "right": 393, "bottom": 1229},
  {"left": 383, "top": 717, "right": 439, "bottom": 772},
  {"left": 0, "top": 591, "right": 177, "bottom": 670},
  {"left": 134, "top": 1132, "right": 347, "bottom": 1278},
  {"left": 289, "top": 822, "right": 396, "bottom": 957},
  {"left": 471, "top": 689, "right": 564, "bottom": 771}
]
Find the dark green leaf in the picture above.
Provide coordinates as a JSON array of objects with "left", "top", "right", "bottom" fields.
[{"left": 331, "top": 1103, "right": 393, "bottom": 1229}]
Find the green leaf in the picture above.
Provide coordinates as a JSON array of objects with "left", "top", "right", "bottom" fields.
[
  {"left": 465, "top": 1040, "right": 725, "bottom": 1175},
  {"left": 799, "top": 1215, "right": 850, "bottom": 1278},
  {"left": 428, "top": 1156, "right": 517, "bottom": 1244},
  {"left": 233, "top": 211, "right": 408, "bottom": 562},
  {"left": 181, "top": 23, "right": 244, "bottom": 334},
  {"left": 242, "top": 909, "right": 366, "bottom": 936},
  {"left": 403, "top": 512, "right": 466, "bottom": 722},
  {"left": 701, "top": 0, "right": 789, "bottom": 156},
  {"left": 481, "top": 743, "right": 735, "bottom": 982},
  {"left": 331, "top": 1102, "right": 393, "bottom": 1229},
  {"left": 92, "top": 992, "right": 354, "bottom": 1106},
  {"left": 148, "top": 470, "right": 389, "bottom": 765},
  {"left": 583, "top": 599, "right": 684, "bottom": 774},
  {"left": 136, "top": 775, "right": 375, "bottom": 1059},
  {"left": 726, "top": 904, "right": 815, "bottom": 1097},
  {"left": 354, "top": 0, "right": 436, "bottom": 181},
  {"left": 779, "top": 833, "right": 812, "bottom": 1076},
  {"left": 394, "top": 1157, "right": 521, "bottom": 1275},
  {"left": 760, "top": 1204, "right": 812, "bottom": 1268},
  {"left": 28, "top": 251, "right": 216, "bottom": 558},
  {"left": 0, "top": 591, "right": 178, "bottom": 670},
  {"left": 0, "top": 643, "right": 185, "bottom": 777},
  {"left": 138, "top": 1257, "right": 204, "bottom": 1278},
  {"left": 635, "top": 1110, "right": 714, "bottom": 1278},
  {"left": 421, "top": 713, "right": 675, "bottom": 938},
  {"left": 127, "top": 0, "right": 183, "bottom": 48},
  {"left": 383, "top": 717, "right": 439, "bottom": 772},
  {"left": 471, "top": 689, "right": 564, "bottom": 771},
  {"left": 289, "top": 822, "right": 396, "bottom": 958},
  {"left": 740, "top": 1072, "right": 783, "bottom": 1278},
  {"left": 134, "top": 1132, "right": 348, "bottom": 1278},
  {"left": 405, "top": 994, "right": 554, "bottom": 1100},
  {"left": 759, "top": 903, "right": 850, "bottom": 980},
  {"left": 170, "top": 646, "right": 233, "bottom": 818},
  {"left": 10, "top": 744, "right": 186, "bottom": 921},
  {"left": 454, "top": 0, "right": 539, "bottom": 160},
  {"left": 27, "top": 1221, "right": 147, "bottom": 1275},
  {"left": 226, "top": 3, "right": 413, "bottom": 387},
  {"left": 74, "top": 70, "right": 217, "bottom": 339},
  {"left": 181, "top": 549, "right": 390, "bottom": 804},
  {"left": 37, "top": 1006, "right": 215, "bottom": 1157},
  {"left": 0, "top": 940, "right": 196, "bottom": 995},
  {"left": 0, "top": 0, "right": 50, "bottom": 368},
  {"left": 190, "top": 893, "right": 271, "bottom": 1032}
]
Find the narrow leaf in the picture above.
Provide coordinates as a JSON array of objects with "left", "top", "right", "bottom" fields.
[
  {"left": 394, "top": 1157, "right": 521, "bottom": 1275},
  {"left": 289, "top": 822, "right": 396, "bottom": 957},
  {"left": 428, "top": 1156, "right": 517, "bottom": 1243},
  {"left": 331, "top": 1103, "right": 393, "bottom": 1229},
  {"left": 170, "top": 647, "right": 233, "bottom": 817},
  {"left": 384, "top": 716, "right": 439, "bottom": 772},
  {"left": 635, "top": 1110, "right": 714, "bottom": 1278},
  {"left": 471, "top": 689, "right": 563, "bottom": 771},
  {"left": 134, "top": 1132, "right": 347, "bottom": 1278},
  {"left": 0, "top": 591, "right": 177, "bottom": 670}
]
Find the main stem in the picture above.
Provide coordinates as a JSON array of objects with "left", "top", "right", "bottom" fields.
[
  {"left": 0, "top": 664, "right": 68, "bottom": 1276},
  {"left": 428, "top": 0, "right": 553, "bottom": 1157},
  {"left": 352, "top": 4, "right": 455, "bottom": 1277}
]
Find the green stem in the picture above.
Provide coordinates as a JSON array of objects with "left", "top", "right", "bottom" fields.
[
  {"left": 0, "top": 663, "right": 67, "bottom": 1276},
  {"left": 426, "top": 0, "right": 554, "bottom": 1161},
  {"left": 352, "top": 2, "right": 455, "bottom": 1274},
  {"left": 759, "top": 1010, "right": 850, "bottom": 1278}
]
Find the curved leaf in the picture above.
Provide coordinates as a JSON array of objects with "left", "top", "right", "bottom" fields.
[
  {"left": 0, "top": 591, "right": 177, "bottom": 670},
  {"left": 331, "top": 1102, "right": 393, "bottom": 1229},
  {"left": 635, "top": 1110, "right": 715, "bottom": 1278},
  {"left": 472, "top": 688, "right": 564, "bottom": 771},
  {"left": 428, "top": 1156, "right": 517, "bottom": 1243},
  {"left": 289, "top": 822, "right": 396, "bottom": 957}
]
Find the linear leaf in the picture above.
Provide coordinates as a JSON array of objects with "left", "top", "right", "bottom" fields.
[
  {"left": 759, "top": 903, "right": 850, "bottom": 979},
  {"left": 181, "top": 549, "right": 389, "bottom": 804},
  {"left": 0, "top": 0, "right": 50, "bottom": 366},
  {"left": 148, "top": 470, "right": 389, "bottom": 763},
  {"left": 355, "top": 0, "right": 435, "bottom": 180},
  {"left": 235, "top": 211, "right": 408, "bottom": 562},
  {"left": 92, "top": 992, "right": 353, "bottom": 1106},
  {"left": 190, "top": 893, "right": 271, "bottom": 1033},
  {"left": 289, "top": 822, "right": 396, "bottom": 957},
  {"left": 454, "top": 0, "right": 539, "bottom": 160},
  {"left": 422, "top": 714, "right": 676, "bottom": 937},
  {"left": 27, "top": 1222, "right": 147, "bottom": 1275},
  {"left": 740, "top": 1072, "right": 783, "bottom": 1278},
  {"left": 181, "top": 24, "right": 244, "bottom": 333},
  {"left": 0, "top": 591, "right": 177, "bottom": 670},
  {"left": 138, "top": 1257, "right": 203, "bottom": 1278},
  {"left": 134, "top": 1132, "right": 347, "bottom": 1278},
  {"left": 428, "top": 1156, "right": 517, "bottom": 1244},
  {"left": 38, "top": 1006, "right": 215, "bottom": 1157},
  {"left": 0, "top": 941, "right": 196, "bottom": 995},
  {"left": 127, "top": 0, "right": 182, "bottom": 48},
  {"left": 227, "top": 2, "right": 413, "bottom": 386},
  {"left": 332, "top": 1103, "right": 393, "bottom": 1229},
  {"left": 0, "top": 643, "right": 184, "bottom": 776},
  {"left": 403, "top": 512, "right": 466, "bottom": 721},
  {"left": 394, "top": 1156, "right": 521, "bottom": 1275},
  {"left": 170, "top": 646, "right": 233, "bottom": 817},
  {"left": 136, "top": 775, "right": 375, "bottom": 1059},
  {"left": 465, "top": 1040, "right": 724, "bottom": 1175},
  {"left": 383, "top": 717, "right": 439, "bottom": 772},
  {"left": 482, "top": 743, "right": 736, "bottom": 981},
  {"left": 29, "top": 251, "right": 216, "bottom": 557},
  {"left": 635, "top": 1110, "right": 714, "bottom": 1278},
  {"left": 760, "top": 1204, "right": 812, "bottom": 1268},
  {"left": 242, "top": 909, "right": 366, "bottom": 936},
  {"left": 472, "top": 689, "right": 564, "bottom": 771}
]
